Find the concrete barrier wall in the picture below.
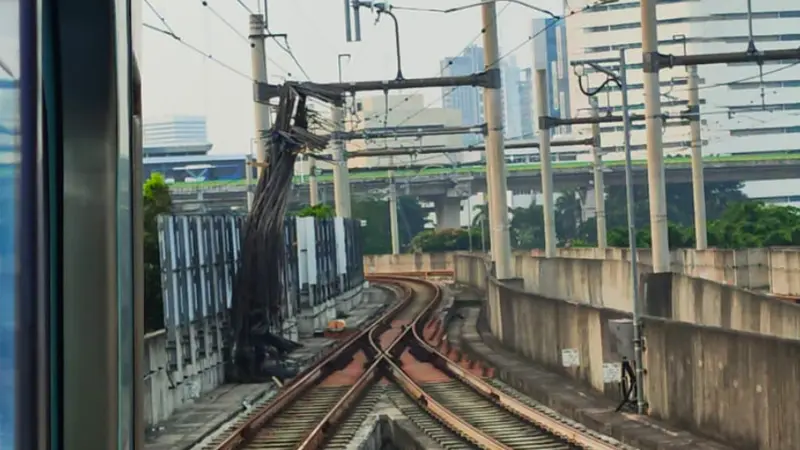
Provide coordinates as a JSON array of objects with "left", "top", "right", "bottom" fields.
[
  {"left": 142, "top": 327, "right": 224, "bottom": 427},
  {"left": 454, "top": 253, "right": 800, "bottom": 338},
  {"left": 460, "top": 265, "right": 800, "bottom": 449},
  {"left": 669, "top": 274, "right": 800, "bottom": 339},
  {"left": 644, "top": 318, "right": 800, "bottom": 449},
  {"left": 489, "top": 279, "right": 628, "bottom": 398},
  {"left": 769, "top": 248, "right": 800, "bottom": 296},
  {"left": 531, "top": 247, "right": 773, "bottom": 291},
  {"left": 363, "top": 252, "right": 458, "bottom": 273}
]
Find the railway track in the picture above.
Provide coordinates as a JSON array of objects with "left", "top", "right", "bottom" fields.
[{"left": 206, "top": 275, "right": 634, "bottom": 450}]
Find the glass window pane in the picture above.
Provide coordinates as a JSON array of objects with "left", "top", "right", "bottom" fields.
[{"left": 0, "top": 0, "right": 20, "bottom": 448}]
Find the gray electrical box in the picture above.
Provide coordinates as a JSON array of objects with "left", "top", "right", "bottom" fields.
[{"left": 608, "top": 319, "right": 635, "bottom": 361}]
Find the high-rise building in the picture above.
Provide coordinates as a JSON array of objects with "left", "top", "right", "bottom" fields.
[
  {"left": 342, "top": 94, "right": 464, "bottom": 169},
  {"left": 143, "top": 115, "right": 213, "bottom": 157},
  {"left": 0, "top": 79, "right": 17, "bottom": 154},
  {"left": 441, "top": 45, "right": 485, "bottom": 146},
  {"left": 532, "top": 17, "right": 572, "bottom": 136},
  {"left": 503, "top": 57, "right": 523, "bottom": 140},
  {"left": 518, "top": 68, "right": 535, "bottom": 139},
  {"left": 564, "top": 0, "right": 800, "bottom": 203}
]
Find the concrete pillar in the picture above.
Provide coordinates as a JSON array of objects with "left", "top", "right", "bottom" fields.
[{"left": 435, "top": 197, "right": 462, "bottom": 230}]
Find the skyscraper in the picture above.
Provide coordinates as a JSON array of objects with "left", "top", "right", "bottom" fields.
[
  {"left": 563, "top": 0, "right": 800, "bottom": 204},
  {"left": 503, "top": 57, "right": 523, "bottom": 140},
  {"left": 518, "top": 68, "right": 534, "bottom": 139},
  {"left": 532, "top": 17, "right": 571, "bottom": 135},
  {"left": 441, "top": 45, "right": 485, "bottom": 146},
  {"left": 143, "top": 115, "right": 213, "bottom": 157}
]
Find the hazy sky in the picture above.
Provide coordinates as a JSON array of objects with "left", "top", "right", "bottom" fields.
[{"left": 141, "top": 0, "right": 566, "bottom": 154}]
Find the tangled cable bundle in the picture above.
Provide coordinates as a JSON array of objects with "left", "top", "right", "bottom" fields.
[{"left": 229, "top": 82, "right": 341, "bottom": 382}]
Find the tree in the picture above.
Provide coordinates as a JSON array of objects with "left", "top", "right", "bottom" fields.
[
  {"left": 352, "top": 195, "right": 428, "bottom": 254},
  {"left": 291, "top": 203, "right": 335, "bottom": 219},
  {"left": 409, "top": 228, "right": 482, "bottom": 252},
  {"left": 607, "top": 201, "right": 800, "bottom": 249},
  {"left": 509, "top": 201, "right": 545, "bottom": 250},
  {"left": 604, "top": 181, "right": 748, "bottom": 230},
  {"left": 144, "top": 173, "right": 172, "bottom": 332}
]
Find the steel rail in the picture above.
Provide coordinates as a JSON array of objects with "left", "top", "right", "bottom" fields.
[
  {"left": 293, "top": 277, "right": 418, "bottom": 449},
  {"left": 407, "top": 281, "right": 624, "bottom": 450},
  {"left": 213, "top": 277, "right": 414, "bottom": 450},
  {"left": 370, "top": 277, "right": 511, "bottom": 450}
]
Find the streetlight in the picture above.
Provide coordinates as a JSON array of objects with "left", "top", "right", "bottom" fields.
[{"left": 575, "top": 48, "right": 645, "bottom": 415}]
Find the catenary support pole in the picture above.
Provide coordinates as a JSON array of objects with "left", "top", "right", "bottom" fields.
[
  {"left": 589, "top": 97, "right": 607, "bottom": 249},
  {"left": 619, "top": 49, "right": 646, "bottom": 416},
  {"left": 248, "top": 14, "right": 272, "bottom": 176},
  {"left": 535, "top": 68, "right": 557, "bottom": 257},
  {"left": 308, "top": 156, "right": 319, "bottom": 206},
  {"left": 640, "top": 0, "right": 670, "bottom": 272},
  {"left": 388, "top": 156, "right": 401, "bottom": 254},
  {"left": 688, "top": 65, "right": 707, "bottom": 249},
  {"left": 332, "top": 105, "right": 351, "bottom": 217},
  {"left": 480, "top": 1, "right": 513, "bottom": 279}
]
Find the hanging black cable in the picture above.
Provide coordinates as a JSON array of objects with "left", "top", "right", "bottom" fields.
[{"left": 228, "top": 83, "right": 338, "bottom": 382}]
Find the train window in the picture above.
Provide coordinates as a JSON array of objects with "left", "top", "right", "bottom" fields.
[{"left": 0, "top": 0, "right": 19, "bottom": 447}]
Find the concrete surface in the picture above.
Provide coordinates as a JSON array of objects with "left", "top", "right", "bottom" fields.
[
  {"left": 456, "top": 259, "right": 800, "bottom": 449},
  {"left": 456, "top": 252, "right": 800, "bottom": 339},
  {"left": 455, "top": 306, "right": 731, "bottom": 450},
  {"left": 363, "top": 248, "right": 800, "bottom": 296},
  {"left": 144, "top": 286, "right": 394, "bottom": 450}
]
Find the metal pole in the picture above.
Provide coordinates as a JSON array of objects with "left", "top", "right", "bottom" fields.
[
  {"left": 589, "top": 97, "right": 607, "bottom": 249},
  {"left": 245, "top": 155, "right": 255, "bottom": 211},
  {"left": 332, "top": 105, "right": 351, "bottom": 217},
  {"left": 480, "top": 1, "right": 513, "bottom": 279},
  {"left": 535, "top": 68, "right": 557, "bottom": 257},
  {"left": 388, "top": 157, "right": 401, "bottom": 254},
  {"left": 688, "top": 65, "right": 707, "bottom": 249},
  {"left": 308, "top": 156, "right": 319, "bottom": 206},
  {"left": 640, "top": 0, "right": 670, "bottom": 273},
  {"left": 619, "top": 49, "right": 646, "bottom": 416},
  {"left": 248, "top": 14, "right": 272, "bottom": 176},
  {"left": 468, "top": 183, "right": 473, "bottom": 253}
]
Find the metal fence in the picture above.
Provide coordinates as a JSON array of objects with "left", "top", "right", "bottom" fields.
[{"left": 146, "top": 213, "right": 367, "bottom": 424}]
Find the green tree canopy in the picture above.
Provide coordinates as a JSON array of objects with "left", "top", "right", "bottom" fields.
[
  {"left": 607, "top": 202, "right": 800, "bottom": 249},
  {"left": 353, "top": 195, "right": 428, "bottom": 254},
  {"left": 144, "top": 173, "right": 172, "bottom": 332},
  {"left": 291, "top": 203, "right": 335, "bottom": 219}
]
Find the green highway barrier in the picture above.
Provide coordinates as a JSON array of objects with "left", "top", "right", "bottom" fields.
[{"left": 169, "top": 152, "right": 800, "bottom": 190}]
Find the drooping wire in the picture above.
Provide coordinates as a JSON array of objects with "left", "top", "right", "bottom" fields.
[{"left": 144, "top": 23, "right": 253, "bottom": 80}]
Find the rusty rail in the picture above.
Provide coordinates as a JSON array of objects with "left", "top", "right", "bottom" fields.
[
  {"left": 213, "top": 277, "right": 413, "bottom": 450},
  {"left": 406, "top": 280, "right": 623, "bottom": 450}
]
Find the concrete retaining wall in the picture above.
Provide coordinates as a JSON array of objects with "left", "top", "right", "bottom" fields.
[
  {"left": 363, "top": 252, "right": 458, "bottom": 273},
  {"left": 644, "top": 317, "right": 800, "bottom": 449},
  {"left": 460, "top": 265, "right": 800, "bottom": 449}
]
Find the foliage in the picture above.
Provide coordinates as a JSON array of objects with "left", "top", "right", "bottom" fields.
[
  {"left": 353, "top": 195, "right": 428, "bottom": 254},
  {"left": 607, "top": 202, "right": 800, "bottom": 249},
  {"left": 143, "top": 173, "right": 172, "bottom": 332},
  {"left": 603, "top": 181, "right": 748, "bottom": 230},
  {"left": 292, "top": 203, "right": 335, "bottom": 219},
  {"left": 408, "top": 227, "right": 483, "bottom": 253}
]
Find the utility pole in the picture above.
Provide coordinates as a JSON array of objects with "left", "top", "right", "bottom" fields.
[
  {"left": 590, "top": 97, "right": 607, "bottom": 249},
  {"left": 307, "top": 156, "right": 319, "bottom": 206},
  {"left": 619, "top": 49, "right": 645, "bottom": 417},
  {"left": 248, "top": 14, "right": 272, "bottom": 177},
  {"left": 640, "top": 0, "right": 669, "bottom": 273},
  {"left": 388, "top": 156, "right": 401, "bottom": 254},
  {"left": 687, "top": 65, "right": 707, "bottom": 249},
  {"left": 534, "top": 68, "right": 557, "bottom": 257},
  {"left": 331, "top": 105, "right": 351, "bottom": 217},
  {"left": 481, "top": 1, "right": 513, "bottom": 280}
]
